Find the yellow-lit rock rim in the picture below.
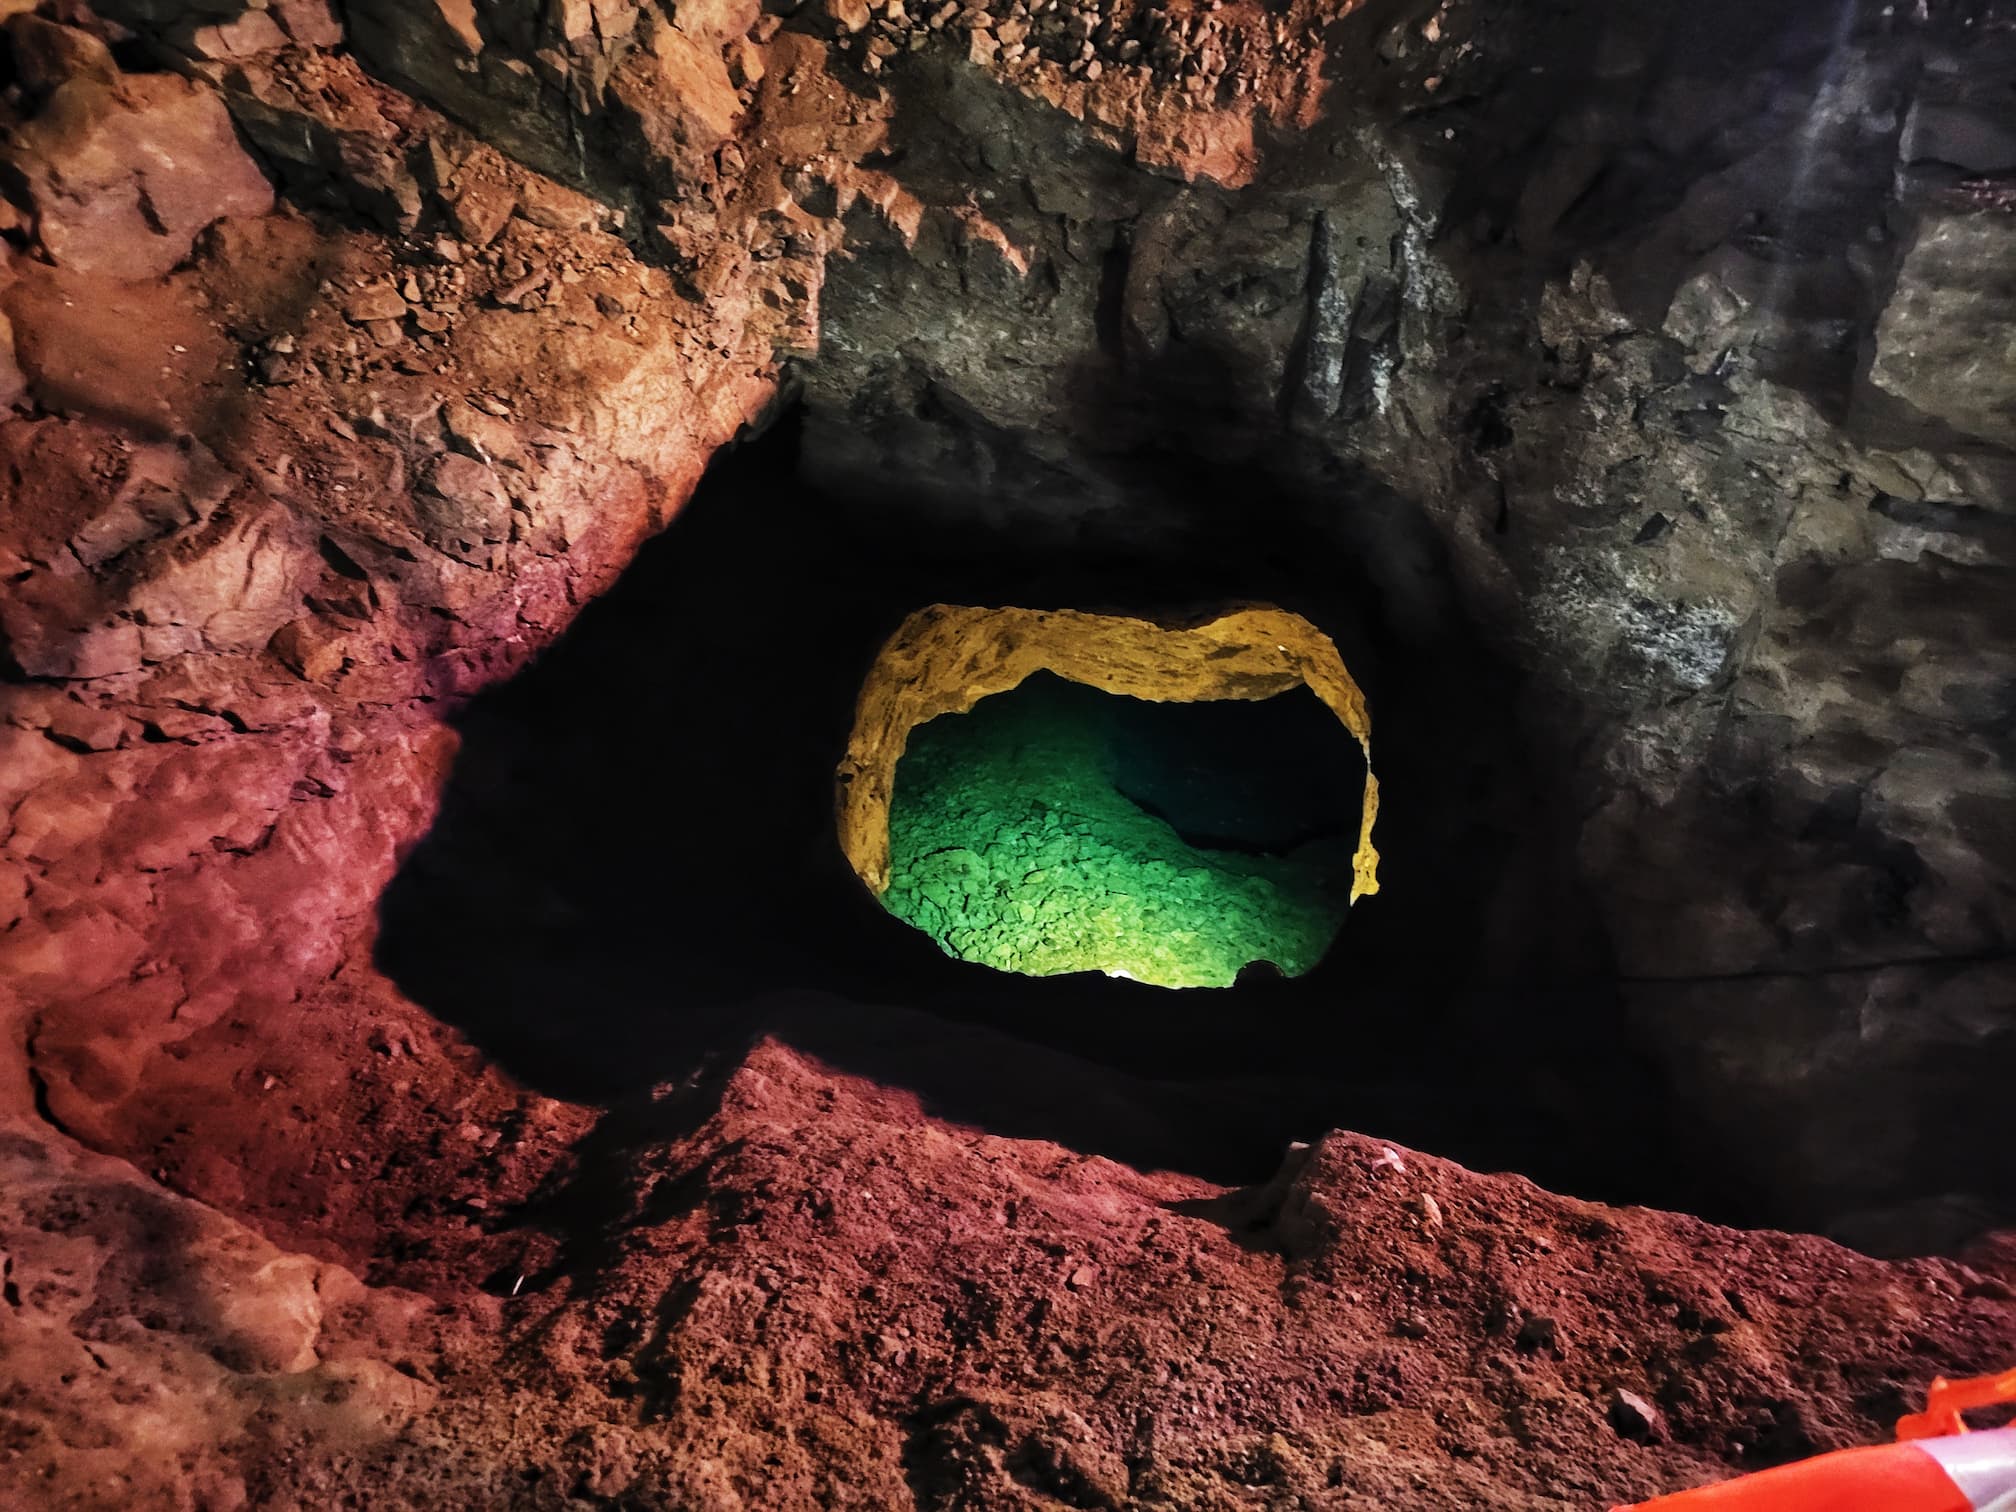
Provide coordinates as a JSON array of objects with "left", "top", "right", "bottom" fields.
[{"left": 837, "top": 603, "right": 1380, "bottom": 902}]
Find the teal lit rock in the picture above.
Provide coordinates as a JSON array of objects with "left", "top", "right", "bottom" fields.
[{"left": 882, "top": 674, "right": 1358, "bottom": 988}]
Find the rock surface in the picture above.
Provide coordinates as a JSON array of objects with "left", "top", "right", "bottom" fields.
[
  {"left": 4, "top": 15, "right": 274, "bottom": 280},
  {"left": 788, "top": 0, "right": 2016, "bottom": 1234},
  {"left": 881, "top": 676, "right": 1358, "bottom": 985},
  {"left": 9, "top": 1036, "right": 2011, "bottom": 1507}
]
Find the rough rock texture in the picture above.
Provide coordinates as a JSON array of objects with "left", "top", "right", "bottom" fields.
[
  {"left": 837, "top": 604, "right": 1377, "bottom": 897},
  {"left": 1868, "top": 208, "right": 2016, "bottom": 449},
  {"left": 0, "top": 0, "right": 2013, "bottom": 1503},
  {"left": 4, "top": 16, "right": 274, "bottom": 280},
  {"left": 17, "top": 1040, "right": 2011, "bottom": 1507},
  {"left": 525, "top": 1043, "right": 2014, "bottom": 1509},
  {"left": 789, "top": 0, "right": 2016, "bottom": 1240},
  {"left": 0, "top": 1115, "right": 444, "bottom": 1507},
  {"left": 881, "top": 676, "right": 1359, "bottom": 985}
]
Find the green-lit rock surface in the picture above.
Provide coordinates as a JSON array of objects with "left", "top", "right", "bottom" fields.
[{"left": 882, "top": 676, "right": 1357, "bottom": 988}]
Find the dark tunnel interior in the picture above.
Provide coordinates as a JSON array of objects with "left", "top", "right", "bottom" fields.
[
  {"left": 375, "top": 404, "right": 1705, "bottom": 1221},
  {"left": 1097, "top": 682, "right": 1368, "bottom": 857}
]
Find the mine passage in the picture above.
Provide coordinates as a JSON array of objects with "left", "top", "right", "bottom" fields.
[
  {"left": 883, "top": 673, "right": 1368, "bottom": 987},
  {"left": 838, "top": 604, "right": 1381, "bottom": 989}
]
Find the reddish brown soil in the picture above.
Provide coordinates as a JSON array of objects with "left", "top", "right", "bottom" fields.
[{"left": 28, "top": 950, "right": 2016, "bottom": 1510}]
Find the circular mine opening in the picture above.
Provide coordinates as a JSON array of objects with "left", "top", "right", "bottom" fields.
[{"left": 838, "top": 604, "right": 1379, "bottom": 988}]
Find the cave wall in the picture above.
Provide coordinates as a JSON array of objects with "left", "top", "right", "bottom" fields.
[
  {"left": 785, "top": 0, "right": 2016, "bottom": 1238},
  {"left": 0, "top": 0, "right": 2009, "bottom": 1316},
  {"left": 0, "top": 22, "right": 781, "bottom": 1154},
  {"left": 0, "top": 0, "right": 2012, "bottom": 1499}
]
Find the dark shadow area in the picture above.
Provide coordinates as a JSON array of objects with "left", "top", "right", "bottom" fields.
[
  {"left": 375, "top": 404, "right": 1717, "bottom": 1219},
  {"left": 1100, "top": 679, "right": 1368, "bottom": 856}
]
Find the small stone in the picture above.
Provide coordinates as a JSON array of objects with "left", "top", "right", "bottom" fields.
[
  {"left": 1634, "top": 512, "right": 1673, "bottom": 545},
  {"left": 268, "top": 618, "right": 347, "bottom": 682},
  {"left": 187, "top": 12, "right": 288, "bottom": 59},
  {"left": 417, "top": 454, "right": 512, "bottom": 559},
  {"left": 342, "top": 285, "right": 409, "bottom": 323},
  {"left": 516, "top": 176, "right": 605, "bottom": 233},
  {"left": 45, "top": 702, "right": 127, "bottom": 752},
  {"left": 497, "top": 270, "right": 549, "bottom": 308},
  {"left": 1608, "top": 1388, "right": 1665, "bottom": 1442},
  {"left": 1393, "top": 1312, "right": 1431, "bottom": 1339},
  {"left": 273, "top": 0, "right": 345, "bottom": 47},
  {"left": 1515, "top": 1314, "right": 1559, "bottom": 1354},
  {"left": 447, "top": 179, "right": 515, "bottom": 248},
  {"left": 444, "top": 398, "right": 524, "bottom": 467},
  {"left": 1066, "top": 1264, "right": 1099, "bottom": 1290}
]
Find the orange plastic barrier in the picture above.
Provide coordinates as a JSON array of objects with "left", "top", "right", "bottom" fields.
[
  {"left": 1615, "top": 1371, "right": 2016, "bottom": 1512},
  {"left": 1616, "top": 1441, "right": 1978, "bottom": 1510},
  {"left": 1899, "top": 1370, "right": 2016, "bottom": 1442}
]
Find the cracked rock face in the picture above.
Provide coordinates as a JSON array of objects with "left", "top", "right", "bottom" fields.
[{"left": 0, "top": 0, "right": 2014, "bottom": 1504}]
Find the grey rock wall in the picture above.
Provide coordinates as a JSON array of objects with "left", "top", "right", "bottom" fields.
[{"left": 790, "top": 0, "right": 2016, "bottom": 1237}]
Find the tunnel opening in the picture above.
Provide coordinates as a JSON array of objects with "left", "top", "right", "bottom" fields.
[
  {"left": 375, "top": 403, "right": 1710, "bottom": 1227},
  {"left": 879, "top": 672, "right": 1369, "bottom": 988}
]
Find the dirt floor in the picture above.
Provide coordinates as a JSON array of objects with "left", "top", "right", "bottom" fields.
[{"left": 11, "top": 951, "right": 2014, "bottom": 1508}]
